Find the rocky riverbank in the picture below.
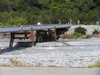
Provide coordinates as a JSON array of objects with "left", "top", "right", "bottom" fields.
[
  {"left": 0, "top": 50, "right": 100, "bottom": 67},
  {"left": 36, "top": 37, "right": 100, "bottom": 47},
  {"left": 0, "top": 38, "right": 100, "bottom": 67}
]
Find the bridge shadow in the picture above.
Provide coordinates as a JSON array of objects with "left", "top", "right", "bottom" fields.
[
  {"left": 1, "top": 41, "right": 57, "bottom": 54},
  {"left": 1, "top": 42, "right": 33, "bottom": 53}
]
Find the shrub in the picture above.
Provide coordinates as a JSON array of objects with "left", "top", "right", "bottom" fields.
[
  {"left": 65, "top": 33, "right": 80, "bottom": 39},
  {"left": 74, "top": 32, "right": 82, "bottom": 37},
  {"left": 85, "top": 35, "right": 91, "bottom": 39},
  {"left": 61, "top": 33, "right": 83, "bottom": 39},
  {"left": 62, "top": 34, "right": 66, "bottom": 39},
  {"left": 72, "top": 35, "right": 78, "bottom": 39},
  {"left": 74, "top": 26, "right": 87, "bottom": 35},
  {"left": 92, "top": 29, "right": 99, "bottom": 34},
  {"left": 66, "top": 35, "right": 73, "bottom": 39},
  {"left": 80, "top": 35, "right": 86, "bottom": 39}
]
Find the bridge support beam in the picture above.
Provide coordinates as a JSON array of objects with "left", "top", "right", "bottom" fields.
[
  {"left": 9, "top": 28, "right": 34, "bottom": 47},
  {"left": 0, "top": 48, "right": 2, "bottom": 55},
  {"left": 54, "top": 26, "right": 57, "bottom": 41},
  {"left": 9, "top": 33, "right": 14, "bottom": 47},
  {"left": 30, "top": 28, "right": 34, "bottom": 46}
]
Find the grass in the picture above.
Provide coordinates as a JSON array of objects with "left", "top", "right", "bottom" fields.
[
  {"left": 35, "top": 62, "right": 42, "bottom": 67},
  {"left": 88, "top": 60, "right": 100, "bottom": 68},
  {"left": 0, "top": 59, "right": 32, "bottom": 67},
  {"left": 0, "top": 59, "right": 100, "bottom": 68},
  {"left": 80, "top": 35, "right": 92, "bottom": 39},
  {"left": 48, "top": 66, "right": 58, "bottom": 67},
  {"left": 10, "top": 59, "right": 32, "bottom": 67},
  {"left": 0, "top": 64, "right": 11, "bottom": 67}
]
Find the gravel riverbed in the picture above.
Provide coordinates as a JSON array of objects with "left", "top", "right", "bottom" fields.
[{"left": 0, "top": 37, "right": 100, "bottom": 67}]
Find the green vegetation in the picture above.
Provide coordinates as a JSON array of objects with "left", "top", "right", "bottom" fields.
[
  {"left": 74, "top": 27, "right": 87, "bottom": 35},
  {"left": 0, "top": 64, "right": 11, "bottom": 67},
  {"left": 0, "top": 59, "right": 32, "bottom": 67},
  {"left": 85, "top": 35, "right": 92, "bottom": 38},
  {"left": 65, "top": 27, "right": 87, "bottom": 39},
  {"left": 36, "top": 62, "right": 42, "bottom": 67},
  {"left": 74, "top": 32, "right": 82, "bottom": 38},
  {"left": 10, "top": 59, "right": 32, "bottom": 67},
  {"left": 93, "top": 29, "right": 99, "bottom": 34},
  {"left": 61, "top": 27, "right": 93, "bottom": 39},
  {"left": 66, "top": 33, "right": 82, "bottom": 39},
  {"left": 0, "top": 0, "right": 100, "bottom": 26},
  {"left": 88, "top": 60, "right": 100, "bottom": 68}
]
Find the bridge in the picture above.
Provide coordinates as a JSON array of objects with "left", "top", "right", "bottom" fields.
[
  {"left": 0, "top": 24, "right": 70, "bottom": 33},
  {"left": 0, "top": 24, "right": 70, "bottom": 54}
]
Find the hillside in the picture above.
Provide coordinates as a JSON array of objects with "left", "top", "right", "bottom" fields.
[{"left": 0, "top": 0, "right": 100, "bottom": 26}]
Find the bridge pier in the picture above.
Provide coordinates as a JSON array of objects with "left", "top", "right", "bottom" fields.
[
  {"left": 0, "top": 48, "right": 2, "bottom": 55},
  {"left": 9, "top": 28, "right": 34, "bottom": 47},
  {"left": 9, "top": 33, "right": 14, "bottom": 47},
  {"left": 49, "top": 26, "right": 57, "bottom": 41},
  {"left": 30, "top": 28, "right": 34, "bottom": 46},
  {"left": 54, "top": 26, "right": 57, "bottom": 41}
]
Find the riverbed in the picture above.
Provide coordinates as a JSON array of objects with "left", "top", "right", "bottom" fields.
[{"left": 0, "top": 38, "right": 100, "bottom": 67}]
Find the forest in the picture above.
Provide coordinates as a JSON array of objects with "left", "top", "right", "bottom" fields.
[{"left": 0, "top": 0, "right": 100, "bottom": 26}]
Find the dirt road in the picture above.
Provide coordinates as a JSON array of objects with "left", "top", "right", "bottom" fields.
[{"left": 0, "top": 67, "right": 100, "bottom": 75}]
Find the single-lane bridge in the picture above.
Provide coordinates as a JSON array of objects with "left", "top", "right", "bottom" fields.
[{"left": 0, "top": 24, "right": 70, "bottom": 54}]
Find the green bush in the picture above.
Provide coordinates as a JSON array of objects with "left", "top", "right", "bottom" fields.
[
  {"left": 93, "top": 29, "right": 99, "bottom": 34},
  {"left": 74, "top": 27, "right": 87, "bottom": 35},
  {"left": 74, "top": 32, "right": 82, "bottom": 37},
  {"left": 62, "top": 34, "right": 66, "bottom": 39},
  {"left": 72, "top": 35, "right": 78, "bottom": 39},
  {"left": 65, "top": 33, "right": 81, "bottom": 39},
  {"left": 85, "top": 35, "right": 91, "bottom": 39},
  {"left": 80, "top": 35, "right": 86, "bottom": 39},
  {"left": 61, "top": 27, "right": 89, "bottom": 39},
  {"left": 66, "top": 35, "right": 73, "bottom": 39}
]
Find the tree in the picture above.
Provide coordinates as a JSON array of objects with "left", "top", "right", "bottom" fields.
[{"left": 0, "top": 0, "right": 100, "bottom": 25}]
